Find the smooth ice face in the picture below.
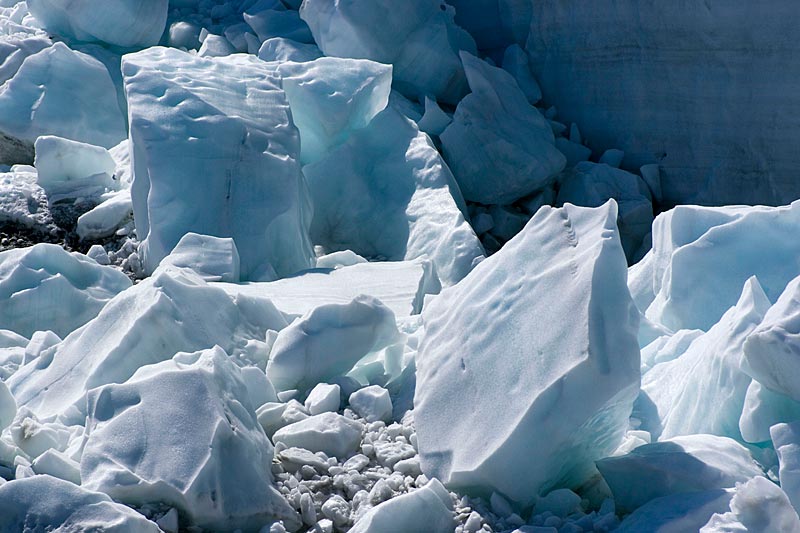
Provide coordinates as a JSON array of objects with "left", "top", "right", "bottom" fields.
[
  {"left": 34, "top": 136, "right": 117, "bottom": 202},
  {"left": 8, "top": 268, "right": 288, "bottom": 421},
  {"left": 304, "top": 107, "right": 484, "bottom": 287},
  {"left": 122, "top": 47, "right": 314, "bottom": 280},
  {"left": 299, "top": 0, "right": 475, "bottom": 104},
  {"left": 414, "top": 201, "right": 640, "bottom": 505},
  {"left": 0, "top": 243, "right": 132, "bottom": 339},
  {"left": 213, "top": 258, "right": 440, "bottom": 318},
  {"left": 440, "top": 52, "right": 565, "bottom": 205},
  {"left": 275, "top": 56, "right": 392, "bottom": 164},
  {"left": 641, "top": 277, "right": 770, "bottom": 441},
  {"left": 349, "top": 479, "right": 455, "bottom": 533},
  {"left": 557, "top": 162, "right": 653, "bottom": 261},
  {"left": 81, "top": 347, "right": 300, "bottom": 531},
  {"left": 158, "top": 232, "right": 241, "bottom": 283},
  {"left": 740, "top": 381, "right": 800, "bottom": 444},
  {"left": 266, "top": 295, "right": 399, "bottom": 392},
  {"left": 0, "top": 475, "right": 161, "bottom": 532},
  {"left": 645, "top": 202, "right": 800, "bottom": 332},
  {"left": 743, "top": 273, "right": 800, "bottom": 402},
  {"left": 27, "top": 0, "right": 167, "bottom": 48},
  {"left": 597, "top": 434, "right": 764, "bottom": 514},
  {"left": 0, "top": 42, "right": 126, "bottom": 150}
]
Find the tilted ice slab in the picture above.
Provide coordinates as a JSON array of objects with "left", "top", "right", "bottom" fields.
[
  {"left": 349, "top": 479, "right": 455, "bottom": 533},
  {"left": 122, "top": 47, "right": 314, "bottom": 279},
  {"left": 0, "top": 475, "right": 161, "bottom": 532},
  {"left": 638, "top": 202, "right": 800, "bottom": 331},
  {"left": 597, "top": 434, "right": 764, "bottom": 514},
  {"left": 0, "top": 243, "right": 132, "bottom": 339},
  {"left": 299, "top": 0, "right": 476, "bottom": 104},
  {"left": 8, "top": 268, "right": 288, "bottom": 422},
  {"left": 213, "top": 259, "right": 440, "bottom": 318},
  {"left": 0, "top": 42, "right": 126, "bottom": 152},
  {"left": 527, "top": 2, "right": 800, "bottom": 206},
  {"left": 414, "top": 200, "right": 640, "bottom": 504},
  {"left": 304, "top": 107, "right": 484, "bottom": 287},
  {"left": 275, "top": 56, "right": 392, "bottom": 165},
  {"left": 27, "top": 0, "right": 167, "bottom": 48},
  {"left": 641, "top": 277, "right": 770, "bottom": 441},
  {"left": 440, "top": 52, "right": 565, "bottom": 205},
  {"left": 81, "top": 347, "right": 299, "bottom": 531}
]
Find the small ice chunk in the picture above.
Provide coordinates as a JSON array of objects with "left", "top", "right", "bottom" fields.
[
  {"left": 272, "top": 412, "right": 363, "bottom": 460},
  {"left": 86, "top": 245, "right": 109, "bottom": 265},
  {"left": 257, "top": 37, "right": 322, "bottom": 63},
  {"left": 31, "top": 449, "right": 80, "bottom": 485},
  {"left": 158, "top": 232, "right": 240, "bottom": 283},
  {"left": 34, "top": 136, "right": 117, "bottom": 202},
  {"left": 349, "top": 479, "right": 454, "bottom": 533},
  {"left": 349, "top": 385, "right": 392, "bottom": 423},
  {"left": 305, "top": 383, "right": 341, "bottom": 415},
  {"left": 198, "top": 34, "right": 236, "bottom": 58},
  {"left": 76, "top": 189, "right": 133, "bottom": 241}
]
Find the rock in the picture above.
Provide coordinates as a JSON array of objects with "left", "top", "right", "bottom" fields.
[
  {"left": 415, "top": 201, "right": 640, "bottom": 504},
  {"left": 257, "top": 37, "right": 322, "bottom": 63}
]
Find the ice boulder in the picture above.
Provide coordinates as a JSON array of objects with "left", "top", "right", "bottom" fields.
[
  {"left": 272, "top": 412, "right": 362, "bottom": 460},
  {"left": 275, "top": 56, "right": 392, "bottom": 164},
  {"left": 8, "top": 268, "right": 288, "bottom": 421},
  {"left": 646, "top": 202, "right": 800, "bottom": 331},
  {"left": 0, "top": 243, "right": 132, "bottom": 338},
  {"left": 557, "top": 162, "right": 653, "bottom": 261},
  {"left": 0, "top": 475, "right": 161, "bottom": 532},
  {"left": 349, "top": 479, "right": 454, "bottom": 533},
  {"left": 81, "top": 347, "right": 299, "bottom": 531},
  {"left": 641, "top": 277, "right": 770, "bottom": 441},
  {"left": 700, "top": 476, "right": 800, "bottom": 532},
  {"left": 304, "top": 107, "right": 484, "bottom": 286},
  {"left": 34, "top": 136, "right": 117, "bottom": 202},
  {"left": 304, "top": 383, "right": 340, "bottom": 415},
  {"left": 596, "top": 434, "right": 764, "bottom": 513},
  {"left": 349, "top": 385, "right": 392, "bottom": 423},
  {"left": 266, "top": 295, "right": 400, "bottom": 392},
  {"left": 299, "top": 0, "right": 475, "bottom": 104},
  {"left": 414, "top": 200, "right": 640, "bottom": 504},
  {"left": 76, "top": 189, "right": 133, "bottom": 241},
  {"left": 157, "top": 232, "right": 240, "bottom": 283},
  {"left": 122, "top": 47, "right": 314, "bottom": 279},
  {"left": 743, "top": 273, "right": 800, "bottom": 402},
  {"left": 27, "top": 0, "right": 168, "bottom": 48},
  {"left": 440, "top": 52, "right": 565, "bottom": 205},
  {"left": 0, "top": 43, "right": 126, "bottom": 151}
]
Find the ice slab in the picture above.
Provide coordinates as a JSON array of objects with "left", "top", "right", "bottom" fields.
[
  {"left": 266, "top": 295, "right": 399, "bottom": 393},
  {"left": 8, "top": 268, "right": 288, "bottom": 421},
  {"left": 0, "top": 243, "right": 131, "bottom": 339},
  {"left": 122, "top": 47, "right": 314, "bottom": 279},
  {"left": 645, "top": 202, "right": 800, "bottom": 331},
  {"left": 299, "top": 0, "right": 475, "bottom": 104},
  {"left": 349, "top": 479, "right": 454, "bottom": 533},
  {"left": 304, "top": 107, "right": 484, "bottom": 287},
  {"left": 0, "top": 42, "right": 125, "bottom": 150},
  {"left": 81, "top": 347, "right": 299, "bottom": 531},
  {"left": 27, "top": 0, "right": 167, "bottom": 48},
  {"left": 158, "top": 232, "right": 240, "bottom": 283},
  {"left": 414, "top": 201, "right": 640, "bottom": 504},
  {"left": 597, "top": 434, "right": 764, "bottom": 513},
  {"left": 213, "top": 259, "right": 440, "bottom": 318},
  {"left": 641, "top": 277, "right": 770, "bottom": 441},
  {"left": 0, "top": 475, "right": 161, "bottom": 532},
  {"left": 34, "top": 136, "right": 117, "bottom": 203},
  {"left": 440, "top": 52, "right": 565, "bottom": 205}
]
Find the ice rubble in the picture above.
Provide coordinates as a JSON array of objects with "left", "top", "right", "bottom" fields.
[
  {"left": 122, "top": 47, "right": 314, "bottom": 279},
  {"left": 0, "top": 243, "right": 131, "bottom": 339},
  {"left": 415, "top": 201, "right": 640, "bottom": 504}
]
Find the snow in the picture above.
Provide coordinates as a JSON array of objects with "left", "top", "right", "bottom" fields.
[
  {"left": 440, "top": 52, "right": 565, "bottom": 205},
  {"left": 27, "top": 0, "right": 168, "bottom": 48},
  {"left": 415, "top": 201, "right": 640, "bottom": 505},
  {"left": 8, "top": 268, "right": 287, "bottom": 421},
  {"left": 81, "top": 346, "right": 300, "bottom": 531},
  {"left": 0, "top": 243, "right": 131, "bottom": 338},
  {"left": 348, "top": 385, "right": 393, "bottom": 423},
  {"left": 300, "top": 0, "right": 475, "bottom": 104},
  {"left": 0, "top": 42, "right": 126, "bottom": 150},
  {"left": 596, "top": 434, "right": 764, "bottom": 513},
  {"left": 349, "top": 478, "right": 454, "bottom": 533},
  {"left": 0, "top": 475, "right": 161, "bottom": 532},
  {"left": 266, "top": 295, "right": 400, "bottom": 393},
  {"left": 33, "top": 136, "right": 117, "bottom": 203},
  {"left": 304, "top": 107, "right": 484, "bottom": 286},
  {"left": 122, "top": 47, "right": 314, "bottom": 279},
  {"left": 272, "top": 412, "right": 363, "bottom": 460},
  {"left": 157, "top": 232, "right": 241, "bottom": 283}
]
